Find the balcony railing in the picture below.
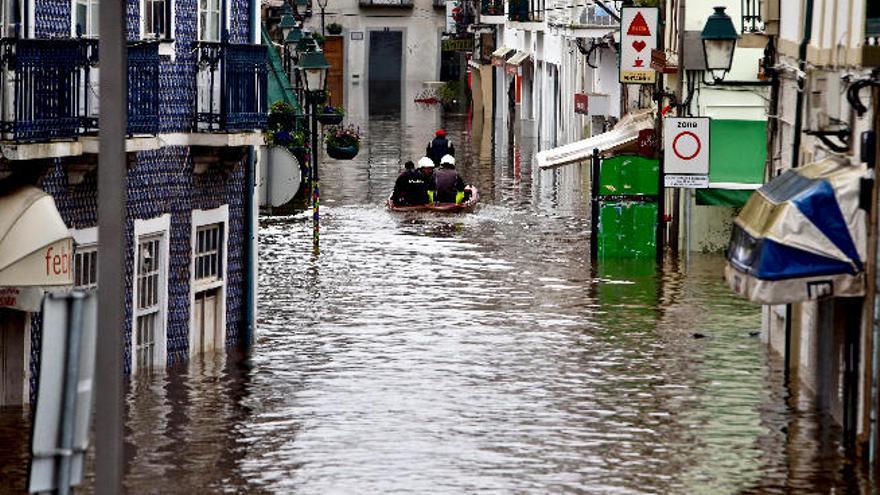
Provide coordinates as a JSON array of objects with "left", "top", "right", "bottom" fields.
[
  {"left": 742, "top": 0, "right": 763, "bottom": 33},
  {"left": 359, "top": 0, "right": 414, "bottom": 7},
  {"left": 481, "top": 0, "right": 503, "bottom": 16},
  {"left": 195, "top": 42, "right": 268, "bottom": 132},
  {"left": 507, "top": 0, "right": 543, "bottom": 22}
]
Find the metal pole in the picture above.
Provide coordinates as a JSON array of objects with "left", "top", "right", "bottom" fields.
[
  {"left": 655, "top": 1, "right": 666, "bottom": 266},
  {"left": 590, "top": 148, "right": 600, "bottom": 262},
  {"left": 56, "top": 293, "right": 85, "bottom": 495},
  {"left": 321, "top": 7, "right": 326, "bottom": 37},
  {"left": 96, "top": 0, "right": 127, "bottom": 488},
  {"left": 311, "top": 96, "right": 320, "bottom": 255}
]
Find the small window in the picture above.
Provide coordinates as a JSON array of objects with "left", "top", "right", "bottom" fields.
[
  {"left": 199, "top": 0, "right": 221, "bottom": 41},
  {"left": 73, "top": 245, "right": 98, "bottom": 291},
  {"left": 143, "top": 0, "right": 171, "bottom": 39},
  {"left": 194, "top": 223, "right": 223, "bottom": 283},
  {"left": 74, "top": 0, "right": 99, "bottom": 37}
]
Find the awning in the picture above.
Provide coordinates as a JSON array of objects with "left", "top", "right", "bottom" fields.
[
  {"left": 725, "top": 158, "right": 867, "bottom": 304},
  {"left": 708, "top": 119, "right": 767, "bottom": 189},
  {"left": 535, "top": 109, "right": 655, "bottom": 169},
  {"left": 0, "top": 186, "right": 73, "bottom": 289},
  {"left": 491, "top": 46, "right": 513, "bottom": 59},
  {"left": 506, "top": 50, "right": 531, "bottom": 66}
]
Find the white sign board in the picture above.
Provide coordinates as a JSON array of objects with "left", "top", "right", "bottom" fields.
[
  {"left": 665, "top": 174, "right": 710, "bottom": 188},
  {"left": 619, "top": 7, "right": 658, "bottom": 85},
  {"left": 664, "top": 117, "right": 710, "bottom": 175},
  {"left": 29, "top": 293, "right": 97, "bottom": 493}
]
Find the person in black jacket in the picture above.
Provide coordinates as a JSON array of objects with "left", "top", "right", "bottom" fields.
[
  {"left": 426, "top": 129, "right": 455, "bottom": 166},
  {"left": 391, "top": 158, "right": 435, "bottom": 205}
]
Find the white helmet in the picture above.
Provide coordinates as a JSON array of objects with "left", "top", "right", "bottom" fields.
[
  {"left": 418, "top": 156, "right": 435, "bottom": 168},
  {"left": 440, "top": 154, "right": 455, "bottom": 166}
]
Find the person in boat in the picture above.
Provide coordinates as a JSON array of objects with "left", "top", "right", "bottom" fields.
[
  {"left": 426, "top": 129, "right": 454, "bottom": 166},
  {"left": 434, "top": 154, "right": 466, "bottom": 204},
  {"left": 418, "top": 156, "right": 437, "bottom": 204},
  {"left": 391, "top": 160, "right": 416, "bottom": 205}
]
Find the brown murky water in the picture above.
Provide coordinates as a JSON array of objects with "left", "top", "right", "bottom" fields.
[{"left": 0, "top": 111, "right": 871, "bottom": 493}]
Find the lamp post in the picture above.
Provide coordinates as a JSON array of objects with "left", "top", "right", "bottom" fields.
[
  {"left": 317, "top": 0, "right": 329, "bottom": 36},
  {"left": 297, "top": 50, "right": 330, "bottom": 254},
  {"left": 701, "top": 6, "right": 738, "bottom": 82},
  {"left": 284, "top": 27, "right": 303, "bottom": 84},
  {"left": 279, "top": 11, "right": 296, "bottom": 41}
]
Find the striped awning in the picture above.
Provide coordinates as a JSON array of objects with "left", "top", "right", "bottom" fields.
[{"left": 725, "top": 158, "right": 867, "bottom": 304}]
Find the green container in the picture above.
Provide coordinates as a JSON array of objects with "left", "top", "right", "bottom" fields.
[
  {"left": 598, "top": 155, "right": 659, "bottom": 196},
  {"left": 597, "top": 201, "right": 658, "bottom": 258}
]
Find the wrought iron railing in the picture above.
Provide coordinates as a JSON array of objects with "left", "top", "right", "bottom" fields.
[
  {"left": 481, "top": 0, "right": 503, "bottom": 16},
  {"left": 195, "top": 41, "right": 268, "bottom": 132},
  {"left": 0, "top": 39, "right": 85, "bottom": 142},
  {"left": 507, "top": 0, "right": 542, "bottom": 22},
  {"left": 742, "top": 0, "right": 763, "bottom": 33}
]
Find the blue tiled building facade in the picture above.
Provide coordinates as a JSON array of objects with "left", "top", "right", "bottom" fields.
[{"left": 0, "top": 0, "right": 265, "bottom": 402}]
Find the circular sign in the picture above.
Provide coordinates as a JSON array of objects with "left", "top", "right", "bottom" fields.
[{"left": 672, "top": 131, "right": 701, "bottom": 161}]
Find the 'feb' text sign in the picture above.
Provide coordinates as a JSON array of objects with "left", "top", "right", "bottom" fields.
[{"left": 619, "top": 7, "right": 658, "bottom": 85}]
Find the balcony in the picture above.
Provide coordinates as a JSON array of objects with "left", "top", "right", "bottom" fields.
[
  {"left": 481, "top": 0, "right": 503, "bottom": 16},
  {"left": 741, "top": 0, "right": 763, "bottom": 33},
  {"left": 507, "top": 0, "right": 543, "bottom": 22},
  {"left": 359, "top": 0, "right": 413, "bottom": 7},
  {"left": 195, "top": 42, "right": 268, "bottom": 132}
]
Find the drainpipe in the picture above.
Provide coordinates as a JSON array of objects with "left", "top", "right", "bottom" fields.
[
  {"left": 242, "top": 0, "right": 258, "bottom": 349},
  {"left": 785, "top": 0, "right": 814, "bottom": 384}
]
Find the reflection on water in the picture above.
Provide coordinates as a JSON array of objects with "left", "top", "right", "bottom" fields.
[{"left": 0, "top": 112, "right": 871, "bottom": 493}]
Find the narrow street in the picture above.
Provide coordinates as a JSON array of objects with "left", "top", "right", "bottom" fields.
[{"left": 22, "top": 111, "right": 867, "bottom": 493}]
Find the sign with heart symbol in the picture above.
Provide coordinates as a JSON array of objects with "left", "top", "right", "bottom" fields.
[{"left": 619, "top": 7, "right": 659, "bottom": 85}]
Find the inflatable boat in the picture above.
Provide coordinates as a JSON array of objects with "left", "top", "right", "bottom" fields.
[{"left": 387, "top": 186, "right": 479, "bottom": 213}]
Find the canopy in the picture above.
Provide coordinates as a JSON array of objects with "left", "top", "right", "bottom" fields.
[
  {"left": 0, "top": 186, "right": 73, "bottom": 288},
  {"left": 491, "top": 46, "right": 513, "bottom": 59},
  {"left": 506, "top": 51, "right": 531, "bottom": 66},
  {"left": 262, "top": 24, "right": 300, "bottom": 112},
  {"left": 535, "top": 109, "right": 655, "bottom": 169},
  {"left": 725, "top": 158, "right": 867, "bottom": 304}
]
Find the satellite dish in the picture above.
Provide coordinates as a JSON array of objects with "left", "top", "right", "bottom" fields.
[{"left": 267, "top": 146, "right": 302, "bottom": 207}]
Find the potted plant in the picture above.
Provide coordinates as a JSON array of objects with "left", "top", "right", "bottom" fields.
[
  {"left": 318, "top": 104, "right": 344, "bottom": 125},
  {"left": 266, "top": 102, "right": 308, "bottom": 158},
  {"left": 312, "top": 32, "right": 325, "bottom": 47},
  {"left": 325, "top": 125, "right": 360, "bottom": 160},
  {"left": 327, "top": 22, "right": 343, "bottom": 35}
]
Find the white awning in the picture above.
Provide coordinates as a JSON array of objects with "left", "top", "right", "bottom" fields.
[
  {"left": 506, "top": 51, "right": 531, "bottom": 66},
  {"left": 491, "top": 46, "right": 514, "bottom": 59},
  {"left": 0, "top": 186, "right": 73, "bottom": 288},
  {"left": 535, "top": 109, "right": 656, "bottom": 169}
]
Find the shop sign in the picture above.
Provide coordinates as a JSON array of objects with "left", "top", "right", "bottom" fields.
[
  {"left": 663, "top": 117, "right": 710, "bottom": 175},
  {"left": 619, "top": 7, "right": 659, "bottom": 85},
  {"left": 0, "top": 286, "right": 44, "bottom": 311},
  {"left": 574, "top": 93, "right": 589, "bottom": 114},
  {"left": 0, "top": 238, "right": 74, "bottom": 287},
  {"left": 442, "top": 38, "right": 474, "bottom": 52}
]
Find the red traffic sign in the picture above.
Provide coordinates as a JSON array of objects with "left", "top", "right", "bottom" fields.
[{"left": 663, "top": 117, "right": 710, "bottom": 175}]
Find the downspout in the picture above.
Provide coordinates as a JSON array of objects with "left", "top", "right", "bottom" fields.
[
  {"left": 785, "top": 0, "right": 814, "bottom": 383},
  {"left": 242, "top": 0, "right": 258, "bottom": 349}
]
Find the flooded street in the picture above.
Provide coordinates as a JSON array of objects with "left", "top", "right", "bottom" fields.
[{"left": 0, "top": 108, "right": 869, "bottom": 493}]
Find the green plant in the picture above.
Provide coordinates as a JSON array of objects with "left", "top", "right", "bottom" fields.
[
  {"left": 312, "top": 32, "right": 325, "bottom": 46},
  {"left": 325, "top": 125, "right": 360, "bottom": 148},
  {"left": 322, "top": 104, "right": 344, "bottom": 115},
  {"left": 436, "top": 80, "right": 463, "bottom": 104},
  {"left": 326, "top": 22, "right": 343, "bottom": 35},
  {"left": 267, "top": 101, "right": 297, "bottom": 131}
]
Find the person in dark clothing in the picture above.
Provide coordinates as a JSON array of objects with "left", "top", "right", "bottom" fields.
[
  {"left": 391, "top": 157, "right": 435, "bottom": 206},
  {"left": 426, "top": 129, "right": 455, "bottom": 166},
  {"left": 434, "top": 154, "right": 466, "bottom": 204}
]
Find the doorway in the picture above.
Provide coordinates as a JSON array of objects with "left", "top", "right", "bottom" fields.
[
  {"left": 368, "top": 30, "right": 403, "bottom": 115},
  {"left": 193, "top": 288, "right": 221, "bottom": 356},
  {"left": 0, "top": 309, "right": 26, "bottom": 405}
]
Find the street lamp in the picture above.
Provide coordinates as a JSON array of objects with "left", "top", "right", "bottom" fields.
[
  {"left": 317, "top": 0, "right": 329, "bottom": 36},
  {"left": 284, "top": 27, "right": 303, "bottom": 83},
  {"left": 701, "top": 6, "right": 738, "bottom": 81},
  {"left": 279, "top": 12, "right": 297, "bottom": 40},
  {"left": 296, "top": 50, "right": 330, "bottom": 254}
]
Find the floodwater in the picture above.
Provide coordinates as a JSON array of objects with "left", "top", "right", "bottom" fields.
[{"left": 0, "top": 109, "right": 872, "bottom": 493}]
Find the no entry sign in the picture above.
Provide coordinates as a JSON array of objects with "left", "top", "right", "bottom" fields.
[
  {"left": 664, "top": 117, "right": 710, "bottom": 175},
  {"left": 619, "top": 7, "right": 658, "bottom": 85}
]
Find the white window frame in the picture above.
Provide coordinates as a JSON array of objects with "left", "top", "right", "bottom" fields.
[
  {"left": 131, "top": 214, "right": 170, "bottom": 376},
  {"left": 139, "top": 0, "right": 177, "bottom": 57},
  {"left": 70, "top": 0, "right": 99, "bottom": 37},
  {"left": 189, "top": 205, "right": 228, "bottom": 358},
  {"left": 71, "top": 227, "right": 98, "bottom": 291},
  {"left": 196, "top": 0, "right": 230, "bottom": 42}
]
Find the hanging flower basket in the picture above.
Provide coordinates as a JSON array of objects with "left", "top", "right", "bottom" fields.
[
  {"left": 325, "top": 125, "right": 360, "bottom": 160},
  {"left": 326, "top": 143, "right": 359, "bottom": 159},
  {"left": 318, "top": 113, "right": 344, "bottom": 125}
]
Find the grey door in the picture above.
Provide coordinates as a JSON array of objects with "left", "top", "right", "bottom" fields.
[{"left": 368, "top": 30, "right": 402, "bottom": 115}]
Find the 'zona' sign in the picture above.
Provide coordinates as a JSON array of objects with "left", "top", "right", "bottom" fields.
[{"left": 663, "top": 117, "right": 710, "bottom": 176}]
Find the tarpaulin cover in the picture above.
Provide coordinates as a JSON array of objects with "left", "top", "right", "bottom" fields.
[{"left": 724, "top": 158, "right": 867, "bottom": 304}]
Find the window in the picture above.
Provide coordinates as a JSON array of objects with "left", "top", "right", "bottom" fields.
[
  {"left": 199, "top": 0, "right": 221, "bottom": 41},
  {"left": 135, "top": 236, "right": 161, "bottom": 374},
  {"left": 194, "top": 223, "right": 223, "bottom": 283},
  {"left": 143, "top": 0, "right": 170, "bottom": 39},
  {"left": 73, "top": 245, "right": 98, "bottom": 291},
  {"left": 73, "top": 0, "right": 98, "bottom": 37}
]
